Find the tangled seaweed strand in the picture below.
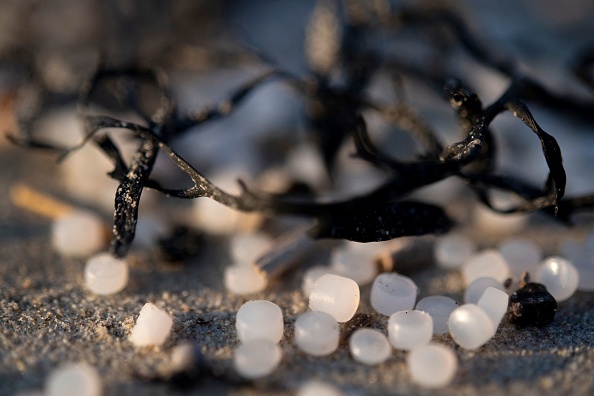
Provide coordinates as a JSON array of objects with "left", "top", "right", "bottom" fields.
[{"left": 10, "top": 2, "right": 594, "bottom": 260}]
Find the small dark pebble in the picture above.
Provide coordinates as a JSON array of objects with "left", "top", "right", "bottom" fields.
[{"left": 507, "top": 282, "right": 557, "bottom": 327}]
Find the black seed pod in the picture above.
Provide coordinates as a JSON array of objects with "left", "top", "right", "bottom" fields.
[{"left": 507, "top": 282, "right": 557, "bottom": 327}]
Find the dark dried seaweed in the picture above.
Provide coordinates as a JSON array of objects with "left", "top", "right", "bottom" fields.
[{"left": 10, "top": 2, "right": 594, "bottom": 259}]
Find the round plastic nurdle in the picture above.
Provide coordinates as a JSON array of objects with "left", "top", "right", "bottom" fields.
[
  {"left": 52, "top": 210, "right": 105, "bottom": 257},
  {"left": 45, "top": 363, "right": 102, "bottom": 396},
  {"left": 388, "top": 310, "right": 433, "bottom": 351},
  {"left": 407, "top": 344, "right": 458, "bottom": 388},
  {"left": 129, "top": 303, "right": 173, "bottom": 347},
  {"left": 472, "top": 190, "right": 528, "bottom": 236},
  {"left": 477, "top": 287, "right": 509, "bottom": 332},
  {"left": 294, "top": 311, "right": 339, "bottom": 356},
  {"left": 309, "top": 274, "right": 360, "bottom": 322},
  {"left": 230, "top": 232, "right": 272, "bottom": 264},
  {"left": 533, "top": 256, "right": 579, "bottom": 302},
  {"left": 297, "top": 380, "right": 344, "bottom": 396},
  {"left": 233, "top": 340, "right": 282, "bottom": 379},
  {"left": 330, "top": 248, "right": 378, "bottom": 286},
  {"left": 434, "top": 232, "right": 476, "bottom": 270},
  {"left": 236, "top": 300, "right": 284, "bottom": 344},
  {"left": 84, "top": 252, "right": 129, "bottom": 295},
  {"left": 464, "top": 277, "right": 505, "bottom": 304},
  {"left": 370, "top": 273, "right": 417, "bottom": 316},
  {"left": 302, "top": 266, "right": 336, "bottom": 297},
  {"left": 349, "top": 328, "right": 391, "bottom": 365},
  {"left": 415, "top": 296, "right": 458, "bottom": 334},
  {"left": 462, "top": 249, "right": 510, "bottom": 286},
  {"left": 224, "top": 264, "right": 268, "bottom": 295},
  {"left": 498, "top": 237, "right": 542, "bottom": 280},
  {"left": 448, "top": 304, "right": 495, "bottom": 350}
]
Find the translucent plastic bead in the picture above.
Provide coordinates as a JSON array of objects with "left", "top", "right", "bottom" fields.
[
  {"left": 84, "top": 252, "right": 129, "bottom": 295},
  {"left": 224, "top": 264, "right": 268, "bottom": 295},
  {"left": 370, "top": 273, "right": 417, "bottom": 316},
  {"left": 294, "top": 311, "right": 339, "bottom": 356},
  {"left": 462, "top": 249, "right": 510, "bottom": 286},
  {"left": 309, "top": 274, "right": 360, "bottom": 322},
  {"left": 349, "top": 328, "right": 391, "bottom": 365},
  {"left": 464, "top": 277, "right": 505, "bottom": 304},
  {"left": 230, "top": 232, "right": 272, "bottom": 264},
  {"left": 434, "top": 233, "right": 476, "bottom": 270},
  {"left": 297, "top": 380, "right": 344, "bottom": 396},
  {"left": 233, "top": 340, "right": 282, "bottom": 379},
  {"left": 415, "top": 296, "right": 458, "bottom": 334},
  {"left": 498, "top": 237, "right": 542, "bottom": 279},
  {"left": 129, "top": 303, "right": 173, "bottom": 347},
  {"left": 448, "top": 304, "right": 495, "bottom": 350},
  {"left": 45, "top": 363, "right": 102, "bottom": 396},
  {"left": 194, "top": 198, "right": 241, "bottom": 235},
  {"left": 302, "top": 266, "right": 336, "bottom": 296},
  {"left": 388, "top": 310, "right": 433, "bottom": 350},
  {"left": 472, "top": 191, "right": 528, "bottom": 235},
  {"left": 52, "top": 210, "right": 105, "bottom": 257},
  {"left": 330, "top": 249, "right": 377, "bottom": 286},
  {"left": 407, "top": 344, "right": 457, "bottom": 388},
  {"left": 477, "top": 287, "right": 509, "bottom": 332},
  {"left": 236, "top": 300, "right": 284, "bottom": 344},
  {"left": 170, "top": 343, "right": 197, "bottom": 373},
  {"left": 533, "top": 256, "right": 579, "bottom": 302}
]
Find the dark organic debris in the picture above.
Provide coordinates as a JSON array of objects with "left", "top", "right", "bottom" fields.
[
  {"left": 9, "top": 2, "right": 594, "bottom": 263},
  {"left": 507, "top": 282, "right": 558, "bottom": 327}
]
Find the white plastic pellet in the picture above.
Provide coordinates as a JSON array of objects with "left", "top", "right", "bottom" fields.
[
  {"left": 533, "top": 256, "right": 580, "bottom": 302},
  {"left": 370, "top": 273, "right": 418, "bottom": 316},
  {"left": 434, "top": 233, "right": 476, "bottom": 270},
  {"left": 415, "top": 296, "right": 458, "bottom": 334},
  {"left": 51, "top": 210, "right": 105, "bottom": 257},
  {"left": 230, "top": 232, "right": 272, "bottom": 264},
  {"left": 84, "top": 252, "right": 129, "bottom": 295},
  {"left": 170, "top": 343, "right": 197, "bottom": 372},
  {"left": 309, "top": 274, "right": 360, "bottom": 322},
  {"left": 388, "top": 310, "right": 433, "bottom": 351},
  {"left": 302, "top": 266, "right": 336, "bottom": 296},
  {"left": 294, "top": 311, "right": 339, "bottom": 356},
  {"left": 129, "top": 303, "right": 173, "bottom": 347},
  {"left": 498, "top": 237, "right": 542, "bottom": 279},
  {"left": 461, "top": 249, "right": 510, "bottom": 286},
  {"left": 448, "top": 304, "right": 495, "bottom": 350},
  {"left": 45, "top": 363, "right": 102, "bottom": 396},
  {"left": 233, "top": 340, "right": 282, "bottom": 379},
  {"left": 407, "top": 344, "right": 457, "bottom": 388},
  {"left": 224, "top": 264, "right": 268, "bottom": 295},
  {"left": 349, "top": 328, "right": 391, "bottom": 365},
  {"left": 472, "top": 191, "right": 528, "bottom": 236},
  {"left": 194, "top": 198, "right": 242, "bottom": 235},
  {"left": 330, "top": 249, "right": 378, "bottom": 286},
  {"left": 464, "top": 277, "right": 505, "bottom": 304},
  {"left": 477, "top": 287, "right": 509, "bottom": 332},
  {"left": 296, "top": 380, "right": 344, "bottom": 396},
  {"left": 236, "top": 300, "right": 284, "bottom": 344}
]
